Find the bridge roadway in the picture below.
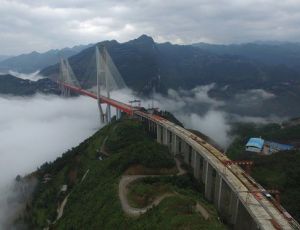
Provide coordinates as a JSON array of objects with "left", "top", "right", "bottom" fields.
[
  {"left": 60, "top": 83, "right": 298, "bottom": 229},
  {"left": 58, "top": 82, "right": 135, "bottom": 115}
]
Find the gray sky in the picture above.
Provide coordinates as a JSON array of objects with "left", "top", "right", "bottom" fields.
[{"left": 1, "top": 0, "right": 300, "bottom": 55}]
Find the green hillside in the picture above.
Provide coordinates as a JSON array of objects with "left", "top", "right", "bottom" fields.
[{"left": 19, "top": 118, "right": 226, "bottom": 229}]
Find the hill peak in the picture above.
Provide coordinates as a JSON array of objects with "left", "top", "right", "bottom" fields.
[{"left": 130, "top": 34, "right": 155, "bottom": 44}]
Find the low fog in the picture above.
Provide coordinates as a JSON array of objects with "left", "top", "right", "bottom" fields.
[
  {"left": 111, "top": 85, "right": 279, "bottom": 148},
  {"left": 8, "top": 71, "right": 44, "bottom": 81},
  {"left": 0, "top": 94, "right": 101, "bottom": 228},
  {"left": 111, "top": 87, "right": 232, "bottom": 148}
]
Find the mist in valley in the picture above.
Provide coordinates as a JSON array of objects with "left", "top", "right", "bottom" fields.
[{"left": 0, "top": 93, "right": 101, "bottom": 228}]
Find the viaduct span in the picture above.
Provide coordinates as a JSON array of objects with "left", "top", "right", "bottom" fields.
[{"left": 54, "top": 46, "right": 299, "bottom": 230}]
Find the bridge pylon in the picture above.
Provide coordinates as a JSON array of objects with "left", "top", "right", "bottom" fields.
[
  {"left": 58, "top": 58, "right": 70, "bottom": 97},
  {"left": 57, "top": 46, "right": 127, "bottom": 124},
  {"left": 96, "top": 46, "right": 112, "bottom": 124},
  {"left": 58, "top": 58, "right": 80, "bottom": 97}
]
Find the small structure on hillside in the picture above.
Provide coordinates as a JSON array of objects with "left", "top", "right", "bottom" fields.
[
  {"left": 246, "top": 138, "right": 264, "bottom": 153},
  {"left": 246, "top": 137, "right": 294, "bottom": 154},
  {"left": 61, "top": 185, "right": 68, "bottom": 193},
  {"left": 264, "top": 141, "right": 294, "bottom": 154}
]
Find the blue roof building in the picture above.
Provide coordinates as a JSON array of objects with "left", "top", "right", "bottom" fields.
[
  {"left": 246, "top": 138, "right": 265, "bottom": 153},
  {"left": 265, "top": 141, "right": 294, "bottom": 154}
]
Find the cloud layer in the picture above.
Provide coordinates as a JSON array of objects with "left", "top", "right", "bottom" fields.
[
  {"left": 0, "top": 94, "right": 101, "bottom": 227},
  {"left": 1, "top": 0, "right": 300, "bottom": 55},
  {"left": 8, "top": 70, "right": 44, "bottom": 81},
  {"left": 111, "top": 86, "right": 232, "bottom": 148}
]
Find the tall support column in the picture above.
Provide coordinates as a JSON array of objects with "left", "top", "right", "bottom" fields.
[
  {"left": 162, "top": 128, "right": 168, "bottom": 145},
  {"left": 172, "top": 133, "right": 179, "bottom": 155},
  {"left": 229, "top": 192, "right": 239, "bottom": 225},
  {"left": 219, "top": 180, "right": 238, "bottom": 225},
  {"left": 97, "top": 103, "right": 105, "bottom": 124},
  {"left": 198, "top": 155, "right": 204, "bottom": 181},
  {"left": 202, "top": 159, "right": 207, "bottom": 183},
  {"left": 205, "top": 162, "right": 214, "bottom": 201},
  {"left": 106, "top": 105, "right": 111, "bottom": 123},
  {"left": 152, "top": 122, "right": 156, "bottom": 136},
  {"left": 182, "top": 142, "right": 189, "bottom": 164},
  {"left": 213, "top": 174, "right": 222, "bottom": 209},
  {"left": 153, "top": 122, "right": 157, "bottom": 139},
  {"left": 119, "top": 108, "right": 122, "bottom": 119},
  {"left": 168, "top": 130, "right": 172, "bottom": 150},
  {"left": 61, "top": 86, "right": 70, "bottom": 97},
  {"left": 234, "top": 202, "right": 256, "bottom": 230},
  {"left": 189, "top": 146, "right": 195, "bottom": 169},
  {"left": 116, "top": 108, "right": 121, "bottom": 120},
  {"left": 193, "top": 152, "right": 200, "bottom": 180},
  {"left": 157, "top": 124, "right": 162, "bottom": 144}
]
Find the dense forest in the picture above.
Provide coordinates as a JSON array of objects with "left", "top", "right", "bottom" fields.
[{"left": 16, "top": 118, "right": 225, "bottom": 229}]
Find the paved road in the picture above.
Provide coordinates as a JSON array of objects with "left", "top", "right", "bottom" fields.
[
  {"left": 118, "top": 175, "right": 173, "bottom": 217},
  {"left": 118, "top": 157, "right": 210, "bottom": 218}
]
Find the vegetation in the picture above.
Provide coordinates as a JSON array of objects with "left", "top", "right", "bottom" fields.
[
  {"left": 22, "top": 118, "right": 226, "bottom": 229},
  {"left": 127, "top": 179, "right": 172, "bottom": 208},
  {"left": 227, "top": 122, "right": 300, "bottom": 222},
  {"left": 0, "top": 74, "right": 60, "bottom": 95}
]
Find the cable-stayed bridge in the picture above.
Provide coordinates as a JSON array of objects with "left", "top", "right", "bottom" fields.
[{"left": 54, "top": 46, "right": 299, "bottom": 230}]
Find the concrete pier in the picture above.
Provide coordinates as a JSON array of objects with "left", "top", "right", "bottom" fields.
[{"left": 172, "top": 133, "right": 179, "bottom": 155}]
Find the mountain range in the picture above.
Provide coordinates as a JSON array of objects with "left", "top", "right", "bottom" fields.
[
  {"left": 0, "top": 44, "right": 93, "bottom": 73},
  {"left": 0, "top": 55, "right": 11, "bottom": 62},
  {"left": 40, "top": 35, "right": 300, "bottom": 117},
  {"left": 193, "top": 42, "right": 300, "bottom": 71},
  {"left": 1, "top": 35, "right": 300, "bottom": 117},
  {"left": 40, "top": 35, "right": 300, "bottom": 91}
]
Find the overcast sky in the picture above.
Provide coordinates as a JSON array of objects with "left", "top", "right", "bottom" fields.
[{"left": 1, "top": 0, "right": 300, "bottom": 55}]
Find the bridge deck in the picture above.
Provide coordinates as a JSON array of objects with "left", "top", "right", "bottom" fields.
[{"left": 59, "top": 82, "right": 134, "bottom": 114}]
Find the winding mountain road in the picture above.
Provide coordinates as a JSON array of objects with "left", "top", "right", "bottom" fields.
[{"left": 118, "top": 157, "right": 209, "bottom": 218}]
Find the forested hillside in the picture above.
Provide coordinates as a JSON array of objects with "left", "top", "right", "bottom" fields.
[
  {"left": 17, "top": 119, "right": 226, "bottom": 229},
  {"left": 0, "top": 74, "right": 59, "bottom": 95}
]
